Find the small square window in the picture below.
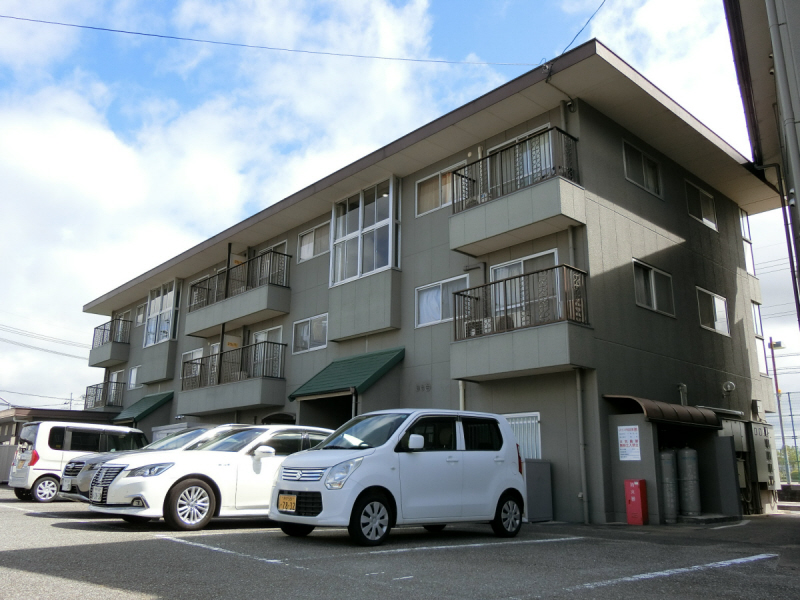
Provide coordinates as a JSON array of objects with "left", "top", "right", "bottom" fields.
[
  {"left": 633, "top": 261, "right": 674, "bottom": 316},
  {"left": 134, "top": 304, "right": 146, "bottom": 327},
  {"left": 128, "top": 366, "right": 142, "bottom": 390},
  {"left": 298, "top": 222, "right": 331, "bottom": 262},
  {"left": 697, "top": 288, "right": 729, "bottom": 335},
  {"left": 416, "top": 276, "right": 468, "bottom": 327},
  {"left": 686, "top": 181, "right": 717, "bottom": 230},
  {"left": 624, "top": 142, "right": 661, "bottom": 197},
  {"left": 293, "top": 314, "right": 328, "bottom": 353},
  {"left": 416, "top": 164, "right": 463, "bottom": 216}
]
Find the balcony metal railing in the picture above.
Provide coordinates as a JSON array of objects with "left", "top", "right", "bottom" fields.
[
  {"left": 91, "top": 319, "right": 132, "bottom": 348},
  {"left": 188, "top": 250, "right": 291, "bottom": 313},
  {"left": 181, "top": 340, "right": 287, "bottom": 391},
  {"left": 84, "top": 382, "right": 125, "bottom": 409},
  {"left": 452, "top": 127, "right": 579, "bottom": 213},
  {"left": 453, "top": 265, "right": 588, "bottom": 341}
]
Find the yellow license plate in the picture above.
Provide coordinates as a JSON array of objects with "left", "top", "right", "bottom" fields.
[{"left": 278, "top": 494, "right": 296, "bottom": 512}]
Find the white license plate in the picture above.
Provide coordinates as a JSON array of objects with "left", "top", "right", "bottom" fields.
[
  {"left": 61, "top": 477, "right": 73, "bottom": 492},
  {"left": 91, "top": 486, "right": 103, "bottom": 503}
]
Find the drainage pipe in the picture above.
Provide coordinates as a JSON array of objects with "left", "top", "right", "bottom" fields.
[
  {"left": 575, "top": 369, "right": 589, "bottom": 524},
  {"left": 459, "top": 380, "right": 466, "bottom": 411}
]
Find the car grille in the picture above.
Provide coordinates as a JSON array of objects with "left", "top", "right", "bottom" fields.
[
  {"left": 281, "top": 467, "right": 326, "bottom": 482},
  {"left": 90, "top": 465, "right": 126, "bottom": 505},
  {"left": 63, "top": 462, "right": 85, "bottom": 477},
  {"left": 278, "top": 490, "right": 323, "bottom": 516}
]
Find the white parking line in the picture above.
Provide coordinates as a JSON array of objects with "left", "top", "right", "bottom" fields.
[
  {"left": 711, "top": 520, "right": 750, "bottom": 530},
  {"left": 567, "top": 553, "right": 779, "bottom": 590},
  {"left": 369, "top": 536, "right": 584, "bottom": 555},
  {"left": 157, "top": 535, "right": 285, "bottom": 565}
]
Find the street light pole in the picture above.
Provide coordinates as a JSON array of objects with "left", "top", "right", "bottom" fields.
[{"left": 770, "top": 337, "right": 793, "bottom": 485}]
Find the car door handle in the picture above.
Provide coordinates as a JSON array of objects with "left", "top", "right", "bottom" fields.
[
  {"left": 494, "top": 457, "right": 505, "bottom": 462},
  {"left": 446, "top": 457, "right": 459, "bottom": 463}
]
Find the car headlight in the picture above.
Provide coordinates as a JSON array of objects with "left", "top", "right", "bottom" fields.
[
  {"left": 127, "top": 463, "right": 174, "bottom": 478},
  {"left": 86, "top": 463, "right": 101, "bottom": 471},
  {"left": 324, "top": 457, "right": 362, "bottom": 490}
]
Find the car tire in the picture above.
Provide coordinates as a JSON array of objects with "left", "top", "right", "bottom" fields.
[
  {"left": 121, "top": 515, "right": 152, "bottom": 525},
  {"left": 348, "top": 492, "right": 392, "bottom": 546},
  {"left": 32, "top": 476, "right": 59, "bottom": 503},
  {"left": 491, "top": 492, "right": 523, "bottom": 538},
  {"left": 13, "top": 487, "right": 33, "bottom": 501},
  {"left": 163, "top": 479, "right": 216, "bottom": 531},
  {"left": 280, "top": 523, "right": 315, "bottom": 537},
  {"left": 423, "top": 524, "right": 447, "bottom": 533}
]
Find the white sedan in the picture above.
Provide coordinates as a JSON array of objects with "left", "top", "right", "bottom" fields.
[{"left": 88, "top": 425, "right": 331, "bottom": 530}]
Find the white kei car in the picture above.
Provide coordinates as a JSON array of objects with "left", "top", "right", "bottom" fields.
[
  {"left": 269, "top": 409, "right": 526, "bottom": 545},
  {"left": 88, "top": 425, "right": 331, "bottom": 530}
]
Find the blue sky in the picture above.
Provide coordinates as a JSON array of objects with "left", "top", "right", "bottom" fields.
[{"left": 0, "top": 0, "right": 796, "bottom": 409}]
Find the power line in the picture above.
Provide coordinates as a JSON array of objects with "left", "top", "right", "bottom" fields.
[
  {"left": 0, "top": 389, "right": 74, "bottom": 401},
  {"left": 0, "top": 337, "right": 88, "bottom": 360},
  {"left": 0, "top": 14, "right": 540, "bottom": 67},
  {"left": 0, "top": 323, "right": 90, "bottom": 348},
  {"left": 563, "top": 0, "right": 607, "bottom": 54}
]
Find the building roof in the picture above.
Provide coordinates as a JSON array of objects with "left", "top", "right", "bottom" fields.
[
  {"left": 85, "top": 39, "right": 779, "bottom": 317},
  {"left": 113, "top": 392, "right": 174, "bottom": 424},
  {"left": 289, "top": 347, "right": 405, "bottom": 400}
]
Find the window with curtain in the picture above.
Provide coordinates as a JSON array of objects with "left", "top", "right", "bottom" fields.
[
  {"left": 415, "top": 275, "right": 468, "bottom": 326},
  {"left": 416, "top": 164, "right": 462, "bottom": 216},
  {"left": 624, "top": 141, "right": 661, "bottom": 197},
  {"left": 298, "top": 222, "right": 331, "bottom": 262},
  {"left": 293, "top": 314, "right": 328, "bottom": 353},
  {"left": 697, "top": 287, "right": 729, "bottom": 335},
  {"left": 144, "top": 281, "right": 179, "bottom": 347},
  {"left": 686, "top": 181, "right": 717, "bottom": 230}
]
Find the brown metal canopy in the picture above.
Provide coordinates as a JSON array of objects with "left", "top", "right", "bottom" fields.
[{"left": 605, "top": 395, "right": 722, "bottom": 429}]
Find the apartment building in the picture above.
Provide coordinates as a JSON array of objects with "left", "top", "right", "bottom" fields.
[{"left": 83, "top": 40, "right": 780, "bottom": 523}]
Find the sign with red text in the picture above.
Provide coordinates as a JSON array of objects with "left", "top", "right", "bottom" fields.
[{"left": 618, "top": 425, "right": 641, "bottom": 461}]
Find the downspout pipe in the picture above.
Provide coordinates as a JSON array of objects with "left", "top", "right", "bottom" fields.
[
  {"left": 575, "top": 369, "right": 589, "bottom": 524},
  {"left": 459, "top": 380, "right": 466, "bottom": 411},
  {"left": 351, "top": 387, "right": 358, "bottom": 419},
  {"left": 754, "top": 162, "right": 800, "bottom": 330},
  {"left": 766, "top": 0, "right": 800, "bottom": 258}
]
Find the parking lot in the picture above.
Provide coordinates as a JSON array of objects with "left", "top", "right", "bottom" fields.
[{"left": 1, "top": 485, "right": 798, "bottom": 599}]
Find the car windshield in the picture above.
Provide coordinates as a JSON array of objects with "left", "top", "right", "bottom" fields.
[
  {"left": 106, "top": 432, "right": 149, "bottom": 451},
  {"left": 320, "top": 414, "right": 409, "bottom": 450},
  {"left": 143, "top": 428, "right": 209, "bottom": 451},
  {"left": 189, "top": 428, "right": 267, "bottom": 452}
]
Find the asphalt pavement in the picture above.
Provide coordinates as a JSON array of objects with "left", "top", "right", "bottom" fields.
[{"left": 0, "top": 484, "right": 798, "bottom": 599}]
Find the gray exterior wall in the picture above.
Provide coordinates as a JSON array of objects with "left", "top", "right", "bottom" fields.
[{"left": 85, "top": 99, "right": 771, "bottom": 522}]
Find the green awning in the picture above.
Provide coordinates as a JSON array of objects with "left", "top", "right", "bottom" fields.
[
  {"left": 113, "top": 392, "right": 174, "bottom": 424},
  {"left": 289, "top": 347, "right": 405, "bottom": 401}
]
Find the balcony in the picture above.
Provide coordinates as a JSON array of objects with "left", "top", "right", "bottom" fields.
[
  {"left": 88, "top": 319, "right": 131, "bottom": 368},
  {"left": 449, "top": 127, "right": 585, "bottom": 256},
  {"left": 450, "top": 265, "right": 594, "bottom": 381},
  {"left": 176, "top": 340, "right": 287, "bottom": 415},
  {"left": 84, "top": 382, "right": 124, "bottom": 411},
  {"left": 184, "top": 250, "right": 292, "bottom": 338}
]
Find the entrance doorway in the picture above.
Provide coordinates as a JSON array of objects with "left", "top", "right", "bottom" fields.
[{"left": 298, "top": 395, "right": 354, "bottom": 430}]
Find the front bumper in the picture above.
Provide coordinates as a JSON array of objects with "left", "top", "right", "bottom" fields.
[
  {"left": 88, "top": 475, "right": 172, "bottom": 519},
  {"left": 269, "top": 480, "right": 363, "bottom": 527}
]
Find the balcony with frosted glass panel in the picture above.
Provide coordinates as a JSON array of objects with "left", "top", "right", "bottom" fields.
[{"left": 449, "top": 127, "right": 586, "bottom": 256}]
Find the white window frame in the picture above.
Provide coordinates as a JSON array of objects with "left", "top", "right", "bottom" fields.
[
  {"left": 297, "top": 221, "right": 331, "bottom": 263},
  {"left": 632, "top": 260, "right": 675, "bottom": 317},
  {"left": 292, "top": 313, "right": 328, "bottom": 354},
  {"left": 490, "top": 249, "right": 558, "bottom": 282},
  {"left": 330, "top": 178, "right": 400, "bottom": 287},
  {"left": 696, "top": 287, "right": 730, "bottom": 336},
  {"left": 486, "top": 124, "right": 550, "bottom": 155},
  {"left": 623, "top": 141, "right": 662, "bottom": 198},
  {"left": 752, "top": 302, "right": 768, "bottom": 375},
  {"left": 181, "top": 348, "right": 204, "bottom": 380},
  {"left": 503, "top": 411, "right": 541, "bottom": 459},
  {"left": 685, "top": 180, "right": 717, "bottom": 231},
  {"left": 128, "top": 366, "right": 142, "bottom": 390},
  {"left": 415, "top": 274, "right": 469, "bottom": 328},
  {"left": 415, "top": 162, "right": 465, "bottom": 217},
  {"left": 740, "top": 208, "right": 756, "bottom": 275},
  {"left": 144, "top": 280, "right": 180, "bottom": 348},
  {"left": 134, "top": 303, "right": 146, "bottom": 327}
]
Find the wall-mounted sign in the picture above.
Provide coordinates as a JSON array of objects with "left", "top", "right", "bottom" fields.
[{"left": 618, "top": 425, "right": 641, "bottom": 461}]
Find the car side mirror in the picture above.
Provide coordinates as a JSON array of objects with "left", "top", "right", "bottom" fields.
[
  {"left": 253, "top": 445, "right": 276, "bottom": 458},
  {"left": 407, "top": 434, "right": 425, "bottom": 451}
]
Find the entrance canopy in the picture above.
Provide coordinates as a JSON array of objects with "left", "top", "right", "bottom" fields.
[
  {"left": 605, "top": 395, "right": 721, "bottom": 429},
  {"left": 289, "top": 347, "right": 405, "bottom": 401},
  {"left": 113, "top": 392, "right": 174, "bottom": 425}
]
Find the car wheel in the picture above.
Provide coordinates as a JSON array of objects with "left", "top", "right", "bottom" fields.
[
  {"left": 121, "top": 515, "right": 152, "bottom": 525},
  {"left": 32, "top": 476, "right": 59, "bottom": 503},
  {"left": 423, "top": 524, "right": 447, "bottom": 533},
  {"left": 280, "top": 523, "right": 315, "bottom": 537},
  {"left": 13, "top": 487, "right": 33, "bottom": 501},
  {"left": 163, "top": 479, "right": 216, "bottom": 531},
  {"left": 491, "top": 493, "right": 522, "bottom": 538},
  {"left": 348, "top": 492, "right": 392, "bottom": 546}
]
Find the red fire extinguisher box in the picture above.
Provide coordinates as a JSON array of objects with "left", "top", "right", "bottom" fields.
[{"left": 625, "top": 479, "right": 648, "bottom": 525}]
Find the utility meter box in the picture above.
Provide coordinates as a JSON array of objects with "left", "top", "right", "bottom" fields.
[{"left": 750, "top": 422, "right": 780, "bottom": 490}]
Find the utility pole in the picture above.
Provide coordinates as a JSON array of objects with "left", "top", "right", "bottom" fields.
[{"left": 770, "top": 337, "right": 793, "bottom": 485}]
